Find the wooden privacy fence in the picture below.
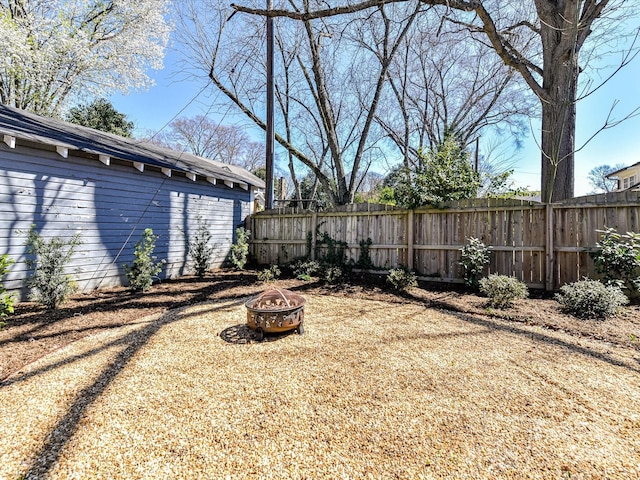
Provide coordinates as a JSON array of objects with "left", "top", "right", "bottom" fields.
[{"left": 249, "top": 191, "right": 640, "bottom": 290}]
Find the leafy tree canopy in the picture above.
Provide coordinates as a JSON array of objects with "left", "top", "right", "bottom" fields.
[
  {"left": 65, "top": 99, "right": 134, "bottom": 138},
  {"left": 0, "top": 0, "right": 171, "bottom": 116},
  {"left": 386, "top": 133, "right": 481, "bottom": 208}
]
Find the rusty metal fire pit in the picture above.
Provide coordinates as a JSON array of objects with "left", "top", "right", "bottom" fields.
[{"left": 245, "top": 288, "right": 306, "bottom": 341}]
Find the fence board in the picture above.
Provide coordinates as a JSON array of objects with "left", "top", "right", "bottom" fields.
[{"left": 250, "top": 192, "right": 640, "bottom": 289}]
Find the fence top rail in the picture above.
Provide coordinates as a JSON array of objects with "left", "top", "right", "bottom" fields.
[
  {"left": 556, "top": 190, "right": 640, "bottom": 205},
  {"left": 253, "top": 191, "right": 640, "bottom": 218}
]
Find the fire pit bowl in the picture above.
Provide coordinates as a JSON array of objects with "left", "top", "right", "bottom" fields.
[{"left": 245, "top": 288, "right": 306, "bottom": 341}]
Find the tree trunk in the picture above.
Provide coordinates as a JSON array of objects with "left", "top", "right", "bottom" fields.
[
  {"left": 540, "top": 68, "right": 577, "bottom": 203},
  {"left": 232, "top": 0, "right": 613, "bottom": 204},
  {"left": 538, "top": 1, "right": 581, "bottom": 203}
]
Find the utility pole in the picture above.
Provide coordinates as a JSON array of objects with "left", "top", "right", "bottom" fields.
[
  {"left": 265, "top": 0, "right": 275, "bottom": 210},
  {"left": 474, "top": 137, "right": 480, "bottom": 172}
]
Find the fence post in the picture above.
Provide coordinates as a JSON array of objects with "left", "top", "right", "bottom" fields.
[
  {"left": 310, "top": 211, "right": 317, "bottom": 261},
  {"left": 407, "top": 209, "right": 414, "bottom": 270},
  {"left": 249, "top": 214, "right": 255, "bottom": 261},
  {"left": 545, "top": 203, "right": 554, "bottom": 291}
]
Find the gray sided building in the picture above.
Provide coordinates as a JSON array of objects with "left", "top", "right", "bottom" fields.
[{"left": 0, "top": 105, "right": 264, "bottom": 300}]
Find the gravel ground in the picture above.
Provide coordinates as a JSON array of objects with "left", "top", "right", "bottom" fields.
[{"left": 1, "top": 293, "right": 639, "bottom": 479}]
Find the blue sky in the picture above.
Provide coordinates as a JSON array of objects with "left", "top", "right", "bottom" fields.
[{"left": 111, "top": 41, "right": 640, "bottom": 198}]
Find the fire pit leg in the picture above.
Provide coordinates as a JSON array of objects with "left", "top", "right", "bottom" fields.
[
  {"left": 296, "top": 323, "right": 304, "bottom": 335},
  {"left": 255, "top": 327, "right": 265, "bottom": 342}
]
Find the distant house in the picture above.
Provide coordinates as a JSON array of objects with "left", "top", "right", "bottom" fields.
[
  {"left": 0, "top": 104, "right": 264, "bottom": 300},
  {"left": 607, "top": 162, "right": 640, "bottom": 191}
]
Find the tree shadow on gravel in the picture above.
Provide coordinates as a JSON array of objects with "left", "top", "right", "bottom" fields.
[
  {"left": 0, "top": 272, "right": 264, "bottom": 380},
  {"left": 8, "top": 274, "right": 257, "bottom": 328},
  {"left": 219, "top": 323, "right": 299, "bottom": 344},
  {"left": 439, "top": 308, "right": 640, "bottom": 375},
  {"left": 0, "top": 319, "right": 157, "bottom": 389},
  {"left": 19, "top": 299, "right": 245, "bottom": 479}
]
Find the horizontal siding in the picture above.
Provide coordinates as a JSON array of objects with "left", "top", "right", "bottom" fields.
[{"left": 1, "top": 143, "right": 252, "bottom": 300}]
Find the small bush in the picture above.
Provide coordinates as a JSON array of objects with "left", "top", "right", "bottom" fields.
[
  {"left": 555, "top": 279, "right": 628, "bottom": 320},
  {"left": 257, "top": 264, "right": 281, "bottom": 284},
  {"left": 24, "top": 227, "right": 82, "bottom": 309},
  {"left": 124, "top": 228, "right": 164, "bottom": 292},
  {"left": 459, "top": 237, "right": 491, "bottom": 289},
  {"left": 292, "top": 259, "right": 321, "bottom": 281},
  {"left": 0, "top": 253, "right": 16, "bottom": 322},
  {"left": 387, "top": 267, "right": 418, "bottom": 292},
  {"left": 230, "top": 227, "right": 250, "bottom": 270},
  {"left": 323, "top": 265, "right": 343, "bottom": 284},
  {"left": 188, "top": 218, "right": 215, "bottom": 278},
  {"left": 479, "top": 274, "right": 528, "bottom": 308},
  {"left": 590, "top": 227, "right": 640, "bottom": 297}
]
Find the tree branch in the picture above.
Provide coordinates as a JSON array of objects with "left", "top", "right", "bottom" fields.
[{"left": 231, "top": 0, "right": 479, "bottom": 21}]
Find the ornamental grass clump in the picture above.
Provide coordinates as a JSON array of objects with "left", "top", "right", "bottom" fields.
[
  {"left": 479, "top": 274, "right": 528, "bottom": 308},
  {"left": 555, "top": 279, "right": 628, "bottom": 320}
]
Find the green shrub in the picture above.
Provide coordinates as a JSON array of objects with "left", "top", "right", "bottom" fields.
[
  {"left": 479, "top": 274, "right": 528, "bottom": 308},
  {"left": 388, "top": 134, "right": 481, "bottom": 208},
  {"left": 387, "top": 267, "right": 418, "bottom": 292},
  {"left": 590, "top": 228, "right": 640, "bottom": 297},
  {"left": 124, "top": 228, "right": 164, "bottom": 292},
  {"left": 323, "top": 265, "right": 343, "bottom": 284},
  {"left": 188, "top": 218, "right": 215, "bottom": 278},
  {"left": 257, "top": 264, "right": 281, "bottom": 284},
  {"left": 230, "top": 227, "right": 250, "bottom": 270},
  {"left": 23, "top": 226, "right": 82, "bottom": 309},
  {"left": 0, "top": 254, "right": 16, "bottom": 322},
  {"left": 459, "top": 237, "right": 491, "bottom": 289},
  {"left": 292, "top": 259, "right": 321, "bottom": 281},
  {"left": 555, "top": 279, "right": 628, "bottom": 319}
]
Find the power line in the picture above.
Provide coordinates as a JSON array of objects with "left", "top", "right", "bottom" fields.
[{"left": 86, "top": 79, "right": 229, "bottom": 291}]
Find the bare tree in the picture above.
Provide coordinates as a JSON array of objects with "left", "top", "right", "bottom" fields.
[
  {"left": 232, "top": 0, "right": 640, "bottom": 202},
  {"left": 175, "top": 0, "right": 424, "bottom": 205},
  {"left": 588, "top": 163, "right": 627, "bottom": 193},
  {"left": 242, "top": 140, "right": 268, "bottom": 173},
  {"left": 375, "top": 14, "right": 535, "bottom": 170},
  {"left": 147, "top": 115, "right": 265, "bottom": 172}
]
